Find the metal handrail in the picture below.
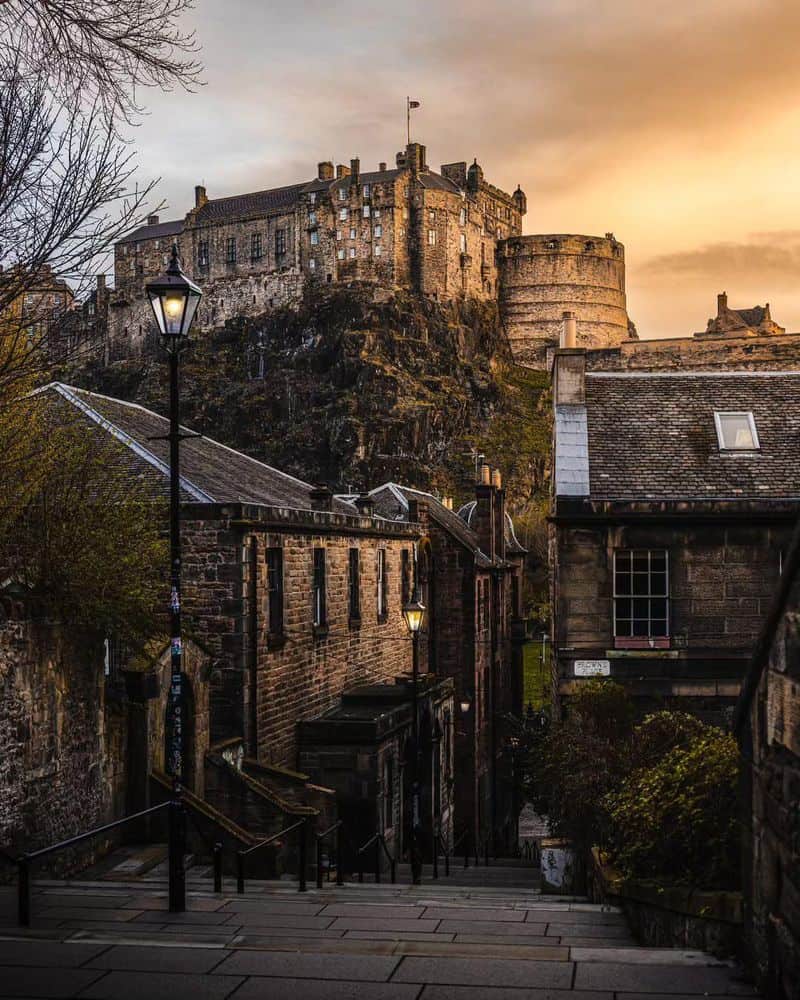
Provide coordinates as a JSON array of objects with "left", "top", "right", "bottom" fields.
[
  {"left": 236, "top": 817, "right": 308, "bottom": 894},
  {"left": 182, "top": 807, "right": 224, "bottom": 893},
  {"left": 432, "top": 830, "right": 450, "bottom": 878},
  {"left": 452, "top": 827, "right": 471, "bottom": 869},
  {"left": 17, "top": 800, "right": 175, "bottom": 926},
  {"left": 314, "top": 820, "right": 356, "bottom": 889},
  {"left": 356, "top": 831, "right": 396, "bottom": 885}
]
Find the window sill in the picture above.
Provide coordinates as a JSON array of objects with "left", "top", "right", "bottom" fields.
[
  {"left": 313, "top": 624, "right": 329, "bottom": 641},
  {"left": 267, "top": 632, "right": 287, "bottom": 651},
  {"left": 614, "top": 637, "right": 670, "bottom": 650}
]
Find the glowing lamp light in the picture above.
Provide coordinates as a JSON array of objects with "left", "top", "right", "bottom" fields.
[
  {"left": 402, "top": 594, "right": 426, "bottom": 635},
  {"left": 146, "top": 243, "right": 202, "bottom": 338}
]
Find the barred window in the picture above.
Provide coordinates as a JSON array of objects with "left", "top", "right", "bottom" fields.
[
  {"left": 267, "top": 547, "right": 284, "bottom": 636},
  {"left": 313, "top": 547, "right": 327, "bottom": 627},
  {"left": 613, "top": 549, "right": 669, "bottom": 639}
]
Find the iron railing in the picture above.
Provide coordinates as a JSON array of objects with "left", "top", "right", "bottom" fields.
[
  {"left": 236, "top": 817, "right": 308, "bottom": 894},
  {"left": 431, "top": 830, "right": 450, "bottom": 879},
  {"left": 314, "top": 820, "right": 358, "bottom": 889},
  {"left": 356, "top": 831, "right": 396, "bottom": 884}
]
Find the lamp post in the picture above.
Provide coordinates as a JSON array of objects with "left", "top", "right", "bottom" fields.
[
  {"left": 402, "top": 592, "right": 425, "bottom": 885},
  {"left": 146, "top": 244, "right": 202, "bottom": 791}
]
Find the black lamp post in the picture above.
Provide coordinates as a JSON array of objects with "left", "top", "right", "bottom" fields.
[
  {"left": 146, "top": 244, "right": 202, "bottom": 790},
  {"left": 402, "top": 592, "right": 425, "bottom": 885}
]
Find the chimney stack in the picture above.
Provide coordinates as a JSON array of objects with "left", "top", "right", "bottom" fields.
[
  {"left": 310, "top": 484, "right": 333, "bottom": 511},
  {"left": 561, "top": 311, "right": 577, "bottom": 349},
  {"left": 195, "top": 185, "right": 208, "bottom": 208},
  {"left": 336, "top": 164, "right": 351, "bottom": 179},
  {"left": 354, "top": 493, "right": 375, "bottom": 516},
  {"left": 379, "top": 162, "right": 387, "bottom": 172},
  {"left": 491, "top": 469, "right": 502, "bottom": 489},
  {"left": 96, "top": 274, "right": 106, "bottom": 290},
  {"left": 717, "top": 291, "right": 728, "bottom": 316},
  {"left": 479, "top": 463, "right": 491, "bottom": 485},
  {"left": 318, "top": 161, "right": 334, "bottom": 181},
  {"left": 350, "top": 157, "right": 360, "bottom": 187},
  {"left": 474, "top": 465, "right": 496, "bottom": 561}
]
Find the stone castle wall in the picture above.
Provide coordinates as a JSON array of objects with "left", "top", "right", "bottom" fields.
[
  {"left": 499, "top": 234, "right": 631, "bottom": 367},
  {"left": 582, "top": 331, "right": 800, "bottom": 372}
]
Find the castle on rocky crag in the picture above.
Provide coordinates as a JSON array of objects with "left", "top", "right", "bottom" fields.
[{"left": 103, "top": 140, "right": 634, "bottom": 367}]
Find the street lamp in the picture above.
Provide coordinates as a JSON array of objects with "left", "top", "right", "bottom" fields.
[
  {"left": 403, "top": 592, "right": 425, "bottom": 884},
  {"left": 146, "top": 244, "right": 202, "bottom": 793}
]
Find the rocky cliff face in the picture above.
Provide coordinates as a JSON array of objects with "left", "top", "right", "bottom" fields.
[{"left": 74, "top": 285, "right": 550, "bottom": 515}]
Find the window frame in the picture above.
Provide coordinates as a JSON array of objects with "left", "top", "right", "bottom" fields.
[
  {"left": 714, "top": 410, "right": 760, "bottom": 451},
  {"left": 348, "top": 547, "right": 361, "bottom": 624},
  {"left": 613, "top": 548, "right": 670, "bottom": 646},
  {"left": 376, "top": 548, "right": 388, "bottom": 622},
  {"left": 275, "top": 228, "right": 287, "bottom": 257},
  {"left": 250, "top": 232, "right": 262, "bottom": 262},
  {"left": 225, "top": 236, "right": 237, "bottom": 264},
  {"left": 312, "top": 547, "right": 327, "bottom": 631},
  {"left": 266, "top": 547, "right": 284, "bottom": 639}
]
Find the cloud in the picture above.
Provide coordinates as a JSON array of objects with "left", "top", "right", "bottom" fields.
[{"left": 642, "top": 231, "right": 800, "bottom": 287}]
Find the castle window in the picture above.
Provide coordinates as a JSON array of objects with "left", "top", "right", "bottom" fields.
[
  {"left": 373, "top": 209, "right": 380, "bottom": 219},
  {"left": 309, "top": 210, "right": 317, "bottom": 226},
  {"left": 336, "top": 229, "right": 343, "bottom": 241},
  {"left": 226, "top": 237, "right": 237, "bottom": 264},
  {"left": 251, "top": 233, "right": 262, "bottom": 261},
  {"left": 267, "top": 547, "right": 284, "bottom": 637},
  {"left": 374, "top": 245, "right": 382, "bottom": 256},
  {"left": 275, "top": 228, "right": 287, "bottom": 256},
  {"left": 428, "top": 210, "right": 435, "bottom": 222},
  {"left": 459, "top": 207, "right": 466, "bottom": 226},
  {"left": 348, "top": 548, "right": 360, "bottom": 622},
  {"left": 337, "top": 248, "right": 345, "bottom": 260},
  {"left": 362, "top": 205, "right": 370, "bottom": 218},
  {"left": 714, "top": 411, "right": 759, "bottom": 451},
  {"left": 198, "top": 240, "right": 209, "bottom": 267},
  {"left": 338, "top": 187, "right": 347, "bottom": 201},
  {"left": 312, "top": 547, "right": 327, "bottom": 628},
  {"left": 428, "top": 229, "right": 436, "bottom": 246},
  {"left": 349, "top": 227, "right": 356, "bottom": 240},
  {"left": 310, "top": 230, "right": 319, "bottom": 246},
  {"left": 459, "top": 233, "right": 467, "bottom": 254},
  {"left": 399, "top": 227, "right": 405, "bottom": 237},
  {"left": 374, "top": 224, "right": 382, "bottom": 238},
  {"left": 309, "top": 258, "right": 316, "bottom": 270},
  {"left": 403, "top": 207, "right": 409, "bottom": 220},
  {"left": 377, "top": 548, "right": 388, "bottom": 622},
  {"left": 339, "top": 208, "right": 348, "bottom": 221},
  {"left": 349, "top": 247, "right": 356, "bottom": 258},
  {"left": 363, "top": 184, "right": 370, "bottom": 198}
]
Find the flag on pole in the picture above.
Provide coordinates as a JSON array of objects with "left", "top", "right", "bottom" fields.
[{"left": 408, "top": 100, "right": 421, "bottom": 109}]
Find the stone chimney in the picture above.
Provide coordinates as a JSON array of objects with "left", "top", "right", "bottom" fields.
[
  {"left": 560, "top": 311, "right": 577, "bottom": 349},
  {"left": 717, "top": 291, "right": 728, "bottom": 316},
  {"left": 195, "top": 185, "right": 208, "bottom": 208},
  {"left": 350, "top": 158, "right": 360, "bottom": 188},
  {"left": 492, "top": 470, "right": 506, "bottom": 561},
  {"left": 354, "top": 493, "right": 374, "bottom": 516},
  {"left": 336, "top": 164, "right": 351, "bottom": 179},
  {"left": 96, "top": 274, "right": 106, "bottom": 291},
  {"left": 318, "top": 161, "right": 334, "bottom": 181},
  {"left": 310, "top": 484, "right": 333, "bottom": 511},
  {"left": 552, "top": 344, "right": 586, "bottom": 405},
  {"left": 379, "top": 162, "right": 387, "bottom": 172},
  {"left": 474, "top": 464, "right": 496, "bottom": 562},
  {"left": 405, "top": 142, "right": 427, "bottom": 173}
]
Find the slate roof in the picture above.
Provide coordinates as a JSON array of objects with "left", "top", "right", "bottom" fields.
[
  {"left": 734, "top": 306, "right": 767, "bottom": 328},
  {"left": 37, "top": 383, "right": 357, "bottom": 514},
  {"left": 119, "top": 219, "right": 184, "bottom": 244},
  {"left": 584, "top": 372, "right": 800, "bottom": 500},
  {"left": 193, "top": 183, "right": 306, "bottom": 224}
]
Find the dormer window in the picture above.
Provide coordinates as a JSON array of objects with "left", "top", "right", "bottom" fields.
[{"left": 714, "top": 411, "right": 759, "bottom": 451}]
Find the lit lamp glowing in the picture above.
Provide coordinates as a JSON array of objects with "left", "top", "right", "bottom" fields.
[
  {"left": 146, "top": 243, "right": 202, "bottom": 338},
  {"left": 403, "top": 591, "right": 426, "bottom": 884},
  {"left": 402, "top": 595, "right": 426, "bottom": 635}
]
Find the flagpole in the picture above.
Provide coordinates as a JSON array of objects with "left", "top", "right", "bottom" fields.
[{"left": 407, "top": 96, "right": 410, "bottom": 145}]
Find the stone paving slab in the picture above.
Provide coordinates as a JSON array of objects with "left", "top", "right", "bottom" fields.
[
  {"left": 392, "top": 956, "right": 575, "bottom": 989},
  {"left": 128, "top": 910, "right": 233, "bottom": 925},
  {"left": 235, "top": 925, "right": 345, "bottom": 940},
  {"left": 346, "top": 930, "right": 455, "bottom": 942},
  {"left": 223, "top": 913, "right": 335, "bottom": 930},
  {"left": 35, "top": 908, "right": 142, "bottom": 924},
  {"left": 574, "top": 963, "right": 753, "bottom": 994},
  {"left": 0, "top": 966, "right": 105, "bottom": 998},
  {"left": 329, "top": 917, "right": 442, "bottom": 934},
  {"left": 421, "top": 989, "right": 613, "bottom": 1000},
  {"left": 546, "top": 924, "right": 632, "bottom": 939},
  {"left": 527, "top": 910, "right": 626, "bottom": 926},
  {"left": 319, "top": 904, "right": 426, "bottom": 920},
  {"left": 0, "top": 940, "right": 108, "bottom": 967},
  {"left": 84, "top": 944, "right": 227, "bottom": 974},
  {"left": 214, "top": 950, "right": 402, "bottom": 982},
  {"left": 219, "top": 899, "right": 325, "bottom": 915},
  {"left": 122, "top": 896, "right": 227, "bottom": 912},
  {"left": 436, "top": 920, "right": 548, "bottom": 937},
  {"left": 230, "top": 979, "right": 421, "bottom": 1000},
  {"left": 80, "top": 970, "right": 245, "bottom": 1000},
  {"left": 421, "top": 908, "right": 526, "bottom": 922},
  {"left": 571, "top": 948, "right": 727, "bottom": 966}
]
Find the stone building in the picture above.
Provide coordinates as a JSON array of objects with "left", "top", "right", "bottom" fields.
[
  {"left": 549, "top": 347, "right": 800, "bottom": 724},
  {"left": 735, "top": 514, "right": 800, "bottom": 1000},
  {"left": 699, "top": 292, "right": 785, "bottom": 339},
  {"left": 358, "top": 474, "right": 527, "bottom": 853},
  {"left": 498, "top": 233, "right": 634, "bottom": 366},
  {"left": 3, "top": 383, "right": 473, "bottom": 865},
  {"left": 105, "top": 142, "right": 527, "bottom": 356}
]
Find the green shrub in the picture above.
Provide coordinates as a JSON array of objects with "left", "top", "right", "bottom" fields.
[{"left": 604, "top": 726, "right": 740, "bottom": 888}]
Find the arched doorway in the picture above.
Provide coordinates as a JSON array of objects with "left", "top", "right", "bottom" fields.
[{"left": 164, "top": 673, "right": 195, "bottom": 791}]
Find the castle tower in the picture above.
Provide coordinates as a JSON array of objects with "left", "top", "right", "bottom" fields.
[{"left": 497, "top": 233, "right": 632, "bottom": 368}]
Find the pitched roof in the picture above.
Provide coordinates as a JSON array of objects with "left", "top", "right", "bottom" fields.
[
  {"left": 37, "top": 383, "right": 357, "bottom": 514},
  {"left": 456, "top": 501, "right": 526, "bottom": 555},
  {"left": 119, "top": 219, "right": 184, "bottom": 244},
  {"left": 584, "top": 371, "right": 800, "bottom": 500},
  {"left": 734, "top": 306, "right": 767, "bottom": 328},
  {"left": 193, "top": 184, "right": 306, "bottom": 224}
]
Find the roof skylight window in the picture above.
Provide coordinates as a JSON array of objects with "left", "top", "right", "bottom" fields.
[{"left": 714, "top": 411, "right": 759, "bottom": 451}]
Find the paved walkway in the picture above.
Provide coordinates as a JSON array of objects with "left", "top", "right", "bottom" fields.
[{"left": 0, "top": 877, "right": 758, "bottom": 999}]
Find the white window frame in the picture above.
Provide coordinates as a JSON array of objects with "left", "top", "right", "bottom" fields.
[
  {"left": 363, "top": 184, "right": 370, "bottom": 199},
  {"left": 428, "top": 229, "right": 436, "bottom": 246},
  {"left": 339, "top": 208, "right": 348, "bottom": 221},
  {"left": 714, "top": 411, "right": 760, "bottom": 451},
  {"left": 362, "top": 205, "right": 370, "bottom": 218},
  {"left": 336, "top": 229, "right": 343, "bottom": 241},
  {"left": 308, "top": 257, "right": 316, "bottom": 270},
  {"left": 613, "top": 549, "right": 669, "bottom": 640},
  {"left": 338, "top": 187, "right": 347, "bottom": 201},
  {"left": 349, "top": 247, "right": 356, "bottom": 259},
  {"left": 374, "top": 244, "right": 382, "bottom": 256},
  {"left": 349, "top": 227, "right": 356, "bottom": 240},
  {"left": 310, "top": 230, "right": 319, "bottom": 246},
  {"left": 337, "top": 248, "right": 345, "bottom": 260}
]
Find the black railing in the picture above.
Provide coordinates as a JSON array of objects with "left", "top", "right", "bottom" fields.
[
  {"left": 431, "top": 830, "right": 450, "bottom": 879},
  {"left": 181, "top": 807, "right": 224, "bottom": 893},
  {"left": 314, "top": 820, "right": 357, "bottom": 889},
  {"left": 15, "top": 800, "right": 178, "bottom": 926},
  {"left": 452, "top": 828, "right": 471, "bottom": 869},
  {"left": 236, "top": 817, "right": 308, "bottom": 894},
  {"left": 356, "top": 831, "right": 396, "bottom": 884}
]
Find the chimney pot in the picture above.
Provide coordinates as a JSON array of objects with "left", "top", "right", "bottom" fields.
[
  {"left": 561, "top": 311, "right": 577, "bottom": 349},
  {"left": 491, "top": 469, "right": 502, "bottom": 489},
  {"left": 480, "top": 463, "right": 491, "bottom": 486}
]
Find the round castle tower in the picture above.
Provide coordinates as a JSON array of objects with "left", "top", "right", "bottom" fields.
[{"left": 498, "top": 234, "right": 633, "bottom": 367}]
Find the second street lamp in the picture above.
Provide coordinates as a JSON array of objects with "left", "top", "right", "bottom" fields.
[
  {"left": 403, "top": 592, "right": 426, "bottom": 885},
  {"left": 146, "top": 244, "right": 202, "bottom": 912}
]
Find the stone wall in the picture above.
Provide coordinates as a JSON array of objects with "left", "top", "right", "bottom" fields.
[
  {"left": 552, "top": 519, "right": 793, "bottom": 723},
  {"left": 499, "top": 234, "right": 631, "bottom": 367},
  {"left": 0, "top": 617, "right": 125, "bottom": 864}
]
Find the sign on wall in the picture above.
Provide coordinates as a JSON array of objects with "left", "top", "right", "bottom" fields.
[{"left": 573, "top": 659, "right": 611, "bottom": 677}]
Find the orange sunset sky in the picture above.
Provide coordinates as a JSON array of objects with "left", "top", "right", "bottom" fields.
[{"left": 131, "top": 0, "right": 800, "bottom": 340}]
